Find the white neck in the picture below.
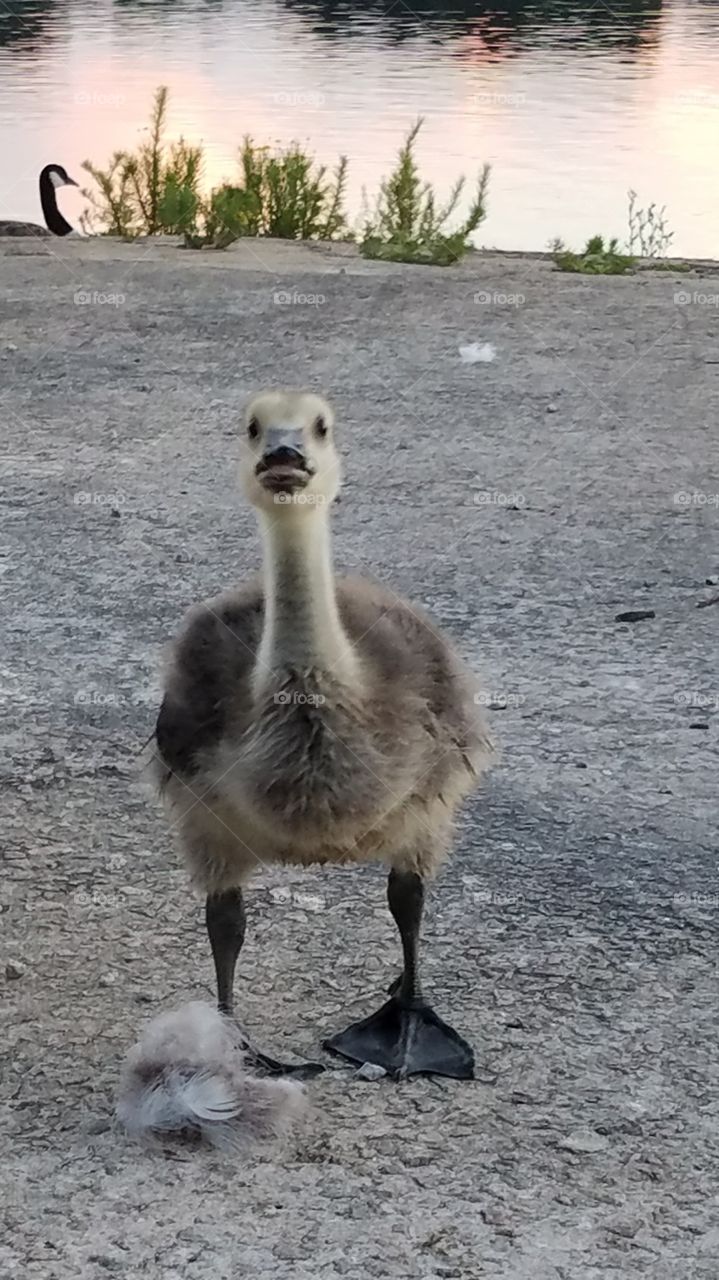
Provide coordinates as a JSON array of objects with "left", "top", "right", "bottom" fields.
[{"left": 253, "top": 506, "right": 358, "bottom": 692}]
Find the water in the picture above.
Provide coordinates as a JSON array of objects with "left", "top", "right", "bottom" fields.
[{"left": 0, "top": 0, "right": 717, "bottom": 255}]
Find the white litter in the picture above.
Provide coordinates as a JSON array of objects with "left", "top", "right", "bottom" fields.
[
  {"left": 356, "top": 1062, "right": 388, "bottom": 1081},
  {"left": 459, "top": 342, "right": 496, "bottom": 364},
  {"left": 558, "top": 1129, "right": 609, "bottom": 1154}
]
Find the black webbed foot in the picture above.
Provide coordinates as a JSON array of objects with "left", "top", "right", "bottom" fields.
[{"left": 323, "top": 996, "right": 475, "bottom": 1080}]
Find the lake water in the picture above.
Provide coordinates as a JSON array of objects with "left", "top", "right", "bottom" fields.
[{"left": 0, "top": 0, "right": 717, "bottom": 256}]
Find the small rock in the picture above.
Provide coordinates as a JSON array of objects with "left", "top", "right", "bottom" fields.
[
  {"left": 605, "top": 1217, "right": 641, "bottom": 1239},
  {"left": 86, "top": 1118, "right": 112, "bottom": 1135},
  {"left": 615, "top": 609, "right": 655, "bottom": 623},
  {"left": 356, "top": 1062, "right": 388, "bottom": 1081},
  {"left": 558, "top": 1129, "right": 609, "bottom": 1154},
  {"left": 110, "top": 508, "right": 121, "bottom": 519},
  {"left": 5, "top": 961, "right": 25, "bottom": 980},
  {"left": 481, "top": 1205, "right": 514, "bottom": 1230},
  {"left": 546, "top": 403, "right": 559, "bottom": 413}
]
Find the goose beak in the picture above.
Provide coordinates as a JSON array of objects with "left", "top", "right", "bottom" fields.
[
  {"left": 256, "top": 429, "right": 312, "bottom": 494},
  {"left": 65, "top": 176, "right": 79, "bottom": 187}
]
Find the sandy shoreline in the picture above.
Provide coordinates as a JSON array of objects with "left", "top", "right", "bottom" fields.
[{"left": 1, "top": 239, "right": 717, "bottom": 1279}]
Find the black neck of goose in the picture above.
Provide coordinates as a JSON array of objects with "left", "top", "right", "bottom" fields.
[{"left": 40, "top": 173, "right": 73, "bottom": 236}]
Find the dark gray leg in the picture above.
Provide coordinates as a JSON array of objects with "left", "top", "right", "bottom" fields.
[
  {"left": 206, "top": 889, "right": 246, "bottom": 1015},
  {"left": 388, "top": 869, "right": 424, "bottom": 1002},
  {"left": 324, "top": 869, "right": 475, "bottom": 1080},
  {"left": 206, "top": 887, "right": 323, "bottom": 1080}
]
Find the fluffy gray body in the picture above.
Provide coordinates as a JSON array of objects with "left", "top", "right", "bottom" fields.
[{"left": 156, "top": 574, "right": 493, "bottom": 893}]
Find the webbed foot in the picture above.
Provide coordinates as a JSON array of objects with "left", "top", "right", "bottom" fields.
[{"left": 323, "top": 996, "right": 474, "bottom": 1080}]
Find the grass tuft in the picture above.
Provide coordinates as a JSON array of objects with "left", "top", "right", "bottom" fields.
[{"left": 551, "top": 235, "right": 635, "bottom": 275}]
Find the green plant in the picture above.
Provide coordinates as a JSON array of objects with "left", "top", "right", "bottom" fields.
[
  {"left": 236, "top": 138, "right": 348, "bottom": 240},
  {"left": 627, "top": 189, "right": 674, "bottom": 258},
  {"left": 360, "top": 119, "right": 490, "bottom": 266},
  {"left": 179, "top": 145, "right": 349, "bottom": 250},
  {"left": 80, "top": 86, "right": 204, "bottom": 238},
  {"left": 194, "top": 184, "right": 253, "bottom": 248},
  {"left": 80, "top": 87, "right": 349, "bottom": 247},
  {"left": 80, "top": 151, "right": 136, "bottom": 237},
  {"left": 157, "top": 168, "right": 201, "bottom": 238},
  {"left": 551, "top": 234, "right": 635, "bottom": 275}
]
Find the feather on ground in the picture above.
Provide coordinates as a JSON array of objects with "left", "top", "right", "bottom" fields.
[{"left": 116, "top": 1001, "right": 306, "bottom": 1150}]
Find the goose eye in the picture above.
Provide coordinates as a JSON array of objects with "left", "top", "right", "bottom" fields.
[
  {"left": 314, "top": 416, "right": 328, "bottom": 440},
  {"left": 247, "top": 418, "right": 260, "bottom": 441}
]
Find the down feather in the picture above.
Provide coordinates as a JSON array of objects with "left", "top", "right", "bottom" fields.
[{"left": 116, "top": 1001, "right": 306, "bottom": 1150}]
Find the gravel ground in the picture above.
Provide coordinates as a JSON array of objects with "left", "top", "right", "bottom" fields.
[{"left": 1, "top": 237, "right": 717, "bottom": 1279}]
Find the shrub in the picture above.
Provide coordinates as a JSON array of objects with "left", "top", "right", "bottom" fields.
[
  {"left": 81, "top": 87, "right": 204, "bottom": 238},
  {"left": 80, "top": 87, "right": 349, "bottom": 247},
  {"left": 236, "top": 138, "right": 348, "bottom": 240},
  {"left": 360, "top": 119, "right": 490, "bottom": 266}
]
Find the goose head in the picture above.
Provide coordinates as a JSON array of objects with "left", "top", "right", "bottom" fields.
[
  {"left": 240, "top": 390, "right": 341, "bottom": 515},
  {"left": 41, "top": 164, "right": 79, "bottom": 191}
]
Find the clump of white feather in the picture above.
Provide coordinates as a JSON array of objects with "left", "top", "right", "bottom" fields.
[{"left": 116, "top": 1001, "right": 306, "bottom": 1150}]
